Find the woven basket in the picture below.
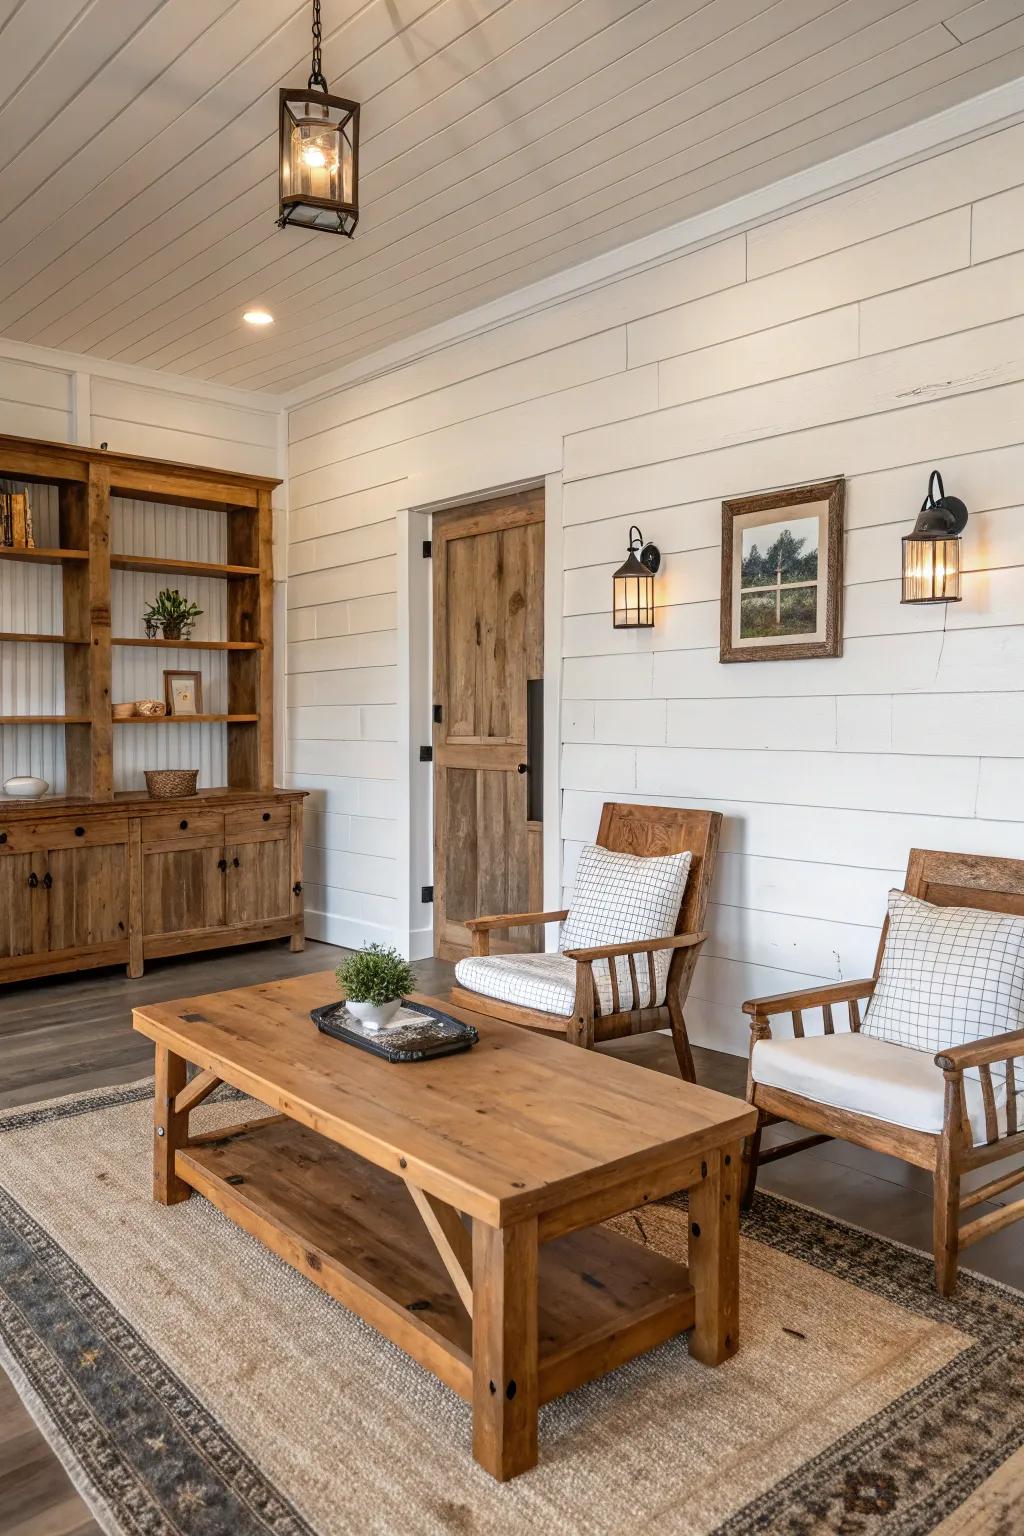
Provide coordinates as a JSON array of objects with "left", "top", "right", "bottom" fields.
[{"left": 144, "top": 768, "right": 199, "bottom": 800}]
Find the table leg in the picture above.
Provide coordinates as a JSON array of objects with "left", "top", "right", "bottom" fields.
[
  {"left": 688, "top": 1140, "right": 741, "bottom": 1366},
  {"left": 472, "top": 1218, "right": 539, "bottom": 1480},
  {"left": 153, "top": 1044, "right": 190, "bottom": 1205}
]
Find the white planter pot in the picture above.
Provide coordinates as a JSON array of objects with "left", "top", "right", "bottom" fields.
[
  {"left": 4, "top": 776, "right": 49, "bottom": 799},
  {"left": 346, "top": 998, "right": 402, "bottom": 1030}
]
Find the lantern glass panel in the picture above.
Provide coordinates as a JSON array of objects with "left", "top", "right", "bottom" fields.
[
  {"left": 901, "top": 535, "right": 961, "bottom": 603},
  {"left": 613, "top": 569, "right": 654, "bottom": 628}
]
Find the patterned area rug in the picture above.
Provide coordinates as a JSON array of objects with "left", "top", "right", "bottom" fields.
[{"left": 1, "top": 1080, "right": 1023, "bottom": 1536}]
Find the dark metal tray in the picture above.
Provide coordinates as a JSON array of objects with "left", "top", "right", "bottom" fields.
[{"left": 310, "top": 998, "right": 479, "bottom": 1062}]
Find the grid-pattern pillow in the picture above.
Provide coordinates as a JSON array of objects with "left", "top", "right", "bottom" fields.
[
  {"left": 560, "top": 842, "right": 691, "bottom": 1010},
  {"left": 862, "top": 890, "right": 1024, "bottom": 1077}
]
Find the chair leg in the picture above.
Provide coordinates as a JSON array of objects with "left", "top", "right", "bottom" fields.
[
  {"left": 740, "top": 1120, "right": 762, "bottom": 1212},
  {"left": 933, "top": 1143, "right": 961, "bottom": 1297},
  {"left": 666, "top": 992, "right": 696, "bottom": 1082}
]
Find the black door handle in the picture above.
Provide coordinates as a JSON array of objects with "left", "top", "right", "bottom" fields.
[
  {"left": 27, "top": 871, "right": 38, "bottom": 888},
  {"left": 293, "top": 881, "right": 303, "bottom": 895},
  {"left": 232, "top": 856, "right": 240, "bottom": 868},
  {"left": 217, "top": 858, "right": 227, "bottom": 872},
  {"left": 42, "top": 872, "right": 53, "bottom": 890},
  {"left": 517, "top": 762, "right": 528, "bottom": 774}
]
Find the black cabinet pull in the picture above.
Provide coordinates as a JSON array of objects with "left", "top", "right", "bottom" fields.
[
  {"left": 262, "top": 811, "right": 271, "bottom": 822},
  {"left": 293, "top": 881, "right": 303, "bottom": 896},
  {"left": 217, "top": 858, "right": 228, "bottom": 873},
  {"left": 74, "top": 826, "right": 85, "bottom": 837},
  {"left": 27, "top": 871, "right": 38, "bottom": 888},
  {"left": 516, "top": 762, "right": 528, "bottom": 774},
  {"left": 0, "top": 832, "right": 6, "bottom": 845},
  {"left": 232, "top": 856, "right": 240, "bottom": 868},
  {"left": 179, "top": 819, "right": 189, "bottom": 830},
  {"left": 42, "top": 872, "right": 52, "bottom": 890}
]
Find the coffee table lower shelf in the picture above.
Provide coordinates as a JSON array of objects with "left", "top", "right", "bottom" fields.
[{"left": 175, "top": 1118, "right": 695, "bottom": 1409}]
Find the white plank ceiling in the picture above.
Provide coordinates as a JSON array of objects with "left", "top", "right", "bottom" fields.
[{"left": 1, "top": 0, "right": 1023, "bottom": 394}]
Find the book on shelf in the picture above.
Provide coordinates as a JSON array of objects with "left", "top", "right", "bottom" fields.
[{"left": 0, "top": 492, "right": 34, "bottom": 548}]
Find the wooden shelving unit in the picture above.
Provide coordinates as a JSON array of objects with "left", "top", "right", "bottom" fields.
[
  {"left": 114, "top": 713, "right": 260, "bottom": 724},
  {"left": 0, "top": 432, "right": 279, "bottom": 799}
]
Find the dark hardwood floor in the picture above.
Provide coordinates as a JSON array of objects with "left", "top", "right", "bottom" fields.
[{"left": 1, "top": 938, "right": 1021, "bottom": 1534}]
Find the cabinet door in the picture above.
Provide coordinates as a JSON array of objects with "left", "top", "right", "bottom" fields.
[
  {"left": 0, "top": 854, "right": 44, "bottom": 958},
  {"left": 143, "top": 848, "right": 225, "bottom": 936},
  {"left": 225, "top": 838, "right": 290, "bottom": 927},
  {"left": 48, "top": 844, "right": 129, "bottom": 951}
]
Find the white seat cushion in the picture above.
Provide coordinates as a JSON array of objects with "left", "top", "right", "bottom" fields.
[
  {"left": 454, "top": 948, "right": 664, "bottom": 1018},
  {"left": 752, "top": 1030, "right": 1023, "bottom": 1146}
]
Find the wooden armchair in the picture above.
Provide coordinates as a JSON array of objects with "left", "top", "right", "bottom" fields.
[
  {"left": 742, "top": 849, "right": 1024, "bottom": 1294},
  {"left": 449, "top": 803, "right": 721, "bottom": 1081}
]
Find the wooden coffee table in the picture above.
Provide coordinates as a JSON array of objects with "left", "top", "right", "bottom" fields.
[{"left": 133, "top": 972, "right": 756, "bottom": 1480}]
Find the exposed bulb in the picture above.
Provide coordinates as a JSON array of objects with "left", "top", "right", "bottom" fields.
[{"left": 301, "top": 143, "right": 328, "bottom": 169}]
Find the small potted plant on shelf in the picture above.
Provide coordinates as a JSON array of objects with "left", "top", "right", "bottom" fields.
[
  {"left": 142, "top": 588, "right": 203, "bottom": 642},
  {"left": 336, "top": 943, "right": 416, "bottom": 1030}
]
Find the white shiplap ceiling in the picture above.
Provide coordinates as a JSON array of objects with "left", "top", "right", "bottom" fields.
[{"left": 1, "top": 0, "right": 1023, "bottom": 396}]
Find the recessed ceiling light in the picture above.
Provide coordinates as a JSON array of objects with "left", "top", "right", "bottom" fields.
[{"left": 243, "top": 307, "right": 274, "bottom": 326}]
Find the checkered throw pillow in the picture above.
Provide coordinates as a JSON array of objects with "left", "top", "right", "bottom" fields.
[
  {"left": 862, "top": 890, "right": 1024, "bottom": 1069},
  {"left": 560, "top": 842, "right": 692, "bottom": 1009}
]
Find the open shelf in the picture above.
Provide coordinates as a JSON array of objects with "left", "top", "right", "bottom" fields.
[
  {"left": 0, "top": 546, "right": 88, "bottom": 566},
  {"left": 0, "top": 714, "right": 91, "bottom": 725},
  {"left": 112, "top": 636, "right": 261, "bottom": 651},
  {"left": 112, "top": 713, "right": 259, "bottom": 724},
  {"left": 111, "top": 553, "right": 260, "bottom": 579},
  {"left": 0, "top": 631, "right": 87, "bottom": 645}
]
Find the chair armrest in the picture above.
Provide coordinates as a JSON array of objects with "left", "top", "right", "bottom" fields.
[
  {"left": 563, "top": 931, "right": 708, "bottom": 962},
  {"left": 742, "top": 979, "right": 876, "bottom": 1019},
  {"left": 465, "top": 910, "right": 568, "bottom": 933},
  {"left": 935, "top": 1029, "right": 1024, "bottom": 1073}
]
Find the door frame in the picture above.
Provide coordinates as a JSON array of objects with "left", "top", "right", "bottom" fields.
[{"left": 397, "top": 473, "right": 563, "bottom": 961}]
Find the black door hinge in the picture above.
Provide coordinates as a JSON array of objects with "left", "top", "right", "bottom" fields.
[
  {"left": 432, "top": 704, "right": 442, "bottom": 724},
  {"left": 419, "top": 744, "right": 432, "bottom": 762},
  {"left": 421, "top": 885, "right": 434, "bottom": 903},
  {"left": 422, "top": 539, "right": 432, "bottom": 558}
]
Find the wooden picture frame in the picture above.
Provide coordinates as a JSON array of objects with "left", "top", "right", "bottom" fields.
[
  {"left": 720, "top": 478, "right": 844, "bottom": 663},
  {"left": 164, "top": 669, "right": 203, "bottom": 716}
]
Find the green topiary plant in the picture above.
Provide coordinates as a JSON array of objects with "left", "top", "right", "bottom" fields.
[
  {"left": 142, "top": 588, "right": 203, "bottom": 641},
  {"left": 336, "top": 943, "right": 415, "bottom": 1007}
]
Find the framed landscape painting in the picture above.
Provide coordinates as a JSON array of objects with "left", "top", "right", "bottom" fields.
[{"left": 720, "top": 477, "right": 845, "bottom": 663}]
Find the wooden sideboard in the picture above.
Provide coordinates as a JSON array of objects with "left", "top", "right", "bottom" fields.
[{"left": 0, "top": 788, "right": 305, "bottom": 984}]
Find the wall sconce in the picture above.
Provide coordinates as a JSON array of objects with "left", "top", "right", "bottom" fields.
[
  {"left": 613, "top": 526, "right": 661, "bottom": 628},
  {"left": 901, "top": 469, "right": 968, "bottom": 604}
]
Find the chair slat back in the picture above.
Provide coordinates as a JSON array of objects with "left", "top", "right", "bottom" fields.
[
  {"left": 905, "top": 849, "right": 1024, "bottom": 916},
  {"left": 596, "top": 803, "right": 722, "bottom": 935}
]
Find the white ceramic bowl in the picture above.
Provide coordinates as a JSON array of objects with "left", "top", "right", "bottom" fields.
[
  {"left": 3, "top": 776, "right": 48, "bottom": 799},
  {"left": 346, "top": 998, "right": 402, "bottom": 1030}
]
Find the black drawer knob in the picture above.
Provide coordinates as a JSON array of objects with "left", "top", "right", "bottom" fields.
[
  {"left": 262, "top": 811, "right": 271, "bottom": 822},
  {"left": 179, "top": 819, "right": 189, "bottom": 830},
  {"left": 516, "top": 762, "right": 528, "bottom": 774},
  {"left": 0, "top": 833, "right": 6, "bottom": 845},
  {"left": 74, "top": 826, "right": 85, "bottom": 837},
  {"left": 217, "top": 858, "right": 227, "bottom": 872}
]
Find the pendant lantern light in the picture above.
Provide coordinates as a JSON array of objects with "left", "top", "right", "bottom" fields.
[
  {"left": 612, "top": 526, "right": 661, "bottom": 628},
  {"left": 901, "top": 469, "right": 968, "bottom": 604},
  {"left": 278, "top": 0, "right": 359, "bottom": 237}
]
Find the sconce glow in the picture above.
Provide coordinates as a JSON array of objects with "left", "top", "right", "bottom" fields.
[
  {"left": 613, "top": 525, "right": 661, "bottom": 628},
  {"left": 243, "top": 308, "right": 274, "bottom": 326},
  {"left": 901, "top": 469, "right": 967, "bottom": 604}
]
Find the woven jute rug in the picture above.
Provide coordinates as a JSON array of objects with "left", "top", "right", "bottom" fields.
[{"left": 1, "top": 1081, "right": 1023, "bottom": 1536}]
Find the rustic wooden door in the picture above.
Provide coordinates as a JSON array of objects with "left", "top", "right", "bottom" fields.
[
  {"left": 47, "top": 843, "right": 130, "bottom": 953},
  {"left": 432, "top": 488, "right": 544, "bottom": 960}
]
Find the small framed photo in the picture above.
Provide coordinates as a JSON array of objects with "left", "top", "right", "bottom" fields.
[
  {"left": 163, "top": 669, "right": 203, "bottom": 716},
  {"left": 720, "top": 478, "right": 845, "bottom": 664}
]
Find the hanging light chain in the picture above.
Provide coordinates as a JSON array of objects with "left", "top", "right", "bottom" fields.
[{"left": 308, "top": 0, "right": 328, "bottom": 90}]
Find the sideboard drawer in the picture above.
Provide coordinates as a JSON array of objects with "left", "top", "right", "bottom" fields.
[
  {"left": 141, "top": 811, "right": 225, "bottom": 847},
  {"left": 225, "top": 804, "right": 291, "bottom": 842},
  {"left": 0, "top": 817, "right": 130, "bottom": 853}
]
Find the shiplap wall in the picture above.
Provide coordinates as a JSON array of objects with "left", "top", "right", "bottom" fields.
[
  {"left": 288, "top": 114, "right": 1024, "bottom": 1050},
  {"left": 0, "top": 359, "right": 280, "bottom": 794}
]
